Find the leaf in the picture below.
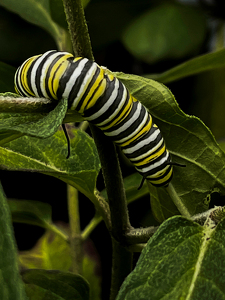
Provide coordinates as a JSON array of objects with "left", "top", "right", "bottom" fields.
[
  {"left": 9, "top": 199, "right": 53, "bottom": 227},
  {"left": 147, "top": 48, "right": 225, "bottom": 84},
  {"left": 116, "top": 215, "right": 225, "bottom": 300},
  {"left": 0, "top": 61, "right": 16, "bottom": 92},
  {"left": 122, "top": 2, "right": 207, "bottom": 64},
  {"left": 22, "top": 269, "right": 89, "bottom": 300},
  {"left": 0, "top": 127, "right": 101, "bottom": 201},
  {"left": 20, "top": 229, "right": 71, "bottom": 271},
  {"left": 0, "top": 0, "right": 68, "bottom": 50},
  {"left": 115, "top": 72, "right": 225, "bottom": 217},
  {"left": 0, "top": 183, "right": 28, "bottom": 299},
  {"left": 0, "top": 98, "right": 67, "bottom": 139},
  {"left": 49, "top": 0, "right": 68, "bottom": 29},
  {"left": 19, "top": 230, "right": 101, "bottom": 300}
]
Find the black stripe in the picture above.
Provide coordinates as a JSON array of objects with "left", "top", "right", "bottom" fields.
[
  {"left": 35, "top": 51, "right": 58, "bottom": 97},
  {"left": 103, "top": 102, "right": 147, "bottom": 143},
  {"left": 45, "top": 53, "right": 71, "bottom": 100},
  {"left": 137, "top": 150, "right": 171, "bottom": 176},
  {"left": 122, "top": 125, "right": 163, "bottom": 160},
  {"left": 82, "top": 76, "right": 116, "bottom": 119},
  {"left": 57, "top": 57, "right": 83, "bottom": 101},
  {"left": 147, "top": 165, "right": 173, "bottom": 187},
  {"left": 75, "top": 64, "right": 101, "bottom": 111},
  {"left": 25, "top": 56, "right": 40, "bottom": 96},
  {"left": 67, "top": 60, "right": 96, "bottom": 109},
  {"left": 84, "top": 79, "right": 129, "bottom": 126}
]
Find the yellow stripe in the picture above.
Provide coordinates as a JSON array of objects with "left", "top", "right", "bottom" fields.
[
  {"left": 107, "top": 74, "right": 114, "bottom": 81},
  {"left": 78, "top": 67, "right": 105, "bottom": 113},
  {"left": 119, "top": 116, "right": 152, "bottom": 147},
  {"left": 99, "top": 95, "right": 133, "bottom": 131},
  {"left": 21, "top": 56, "right": 40, "bottom": 96},
  {"left": 48, "top": 54, "right": 73, "bottom": 99},
  {"left": 149, "top": 167, "right": 173, "bottom": 185},
  {"left": 132, "top": 145, "right": 166, "bottom": 167}
]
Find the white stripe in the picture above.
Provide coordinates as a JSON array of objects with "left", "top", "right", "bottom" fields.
[
  {"left": 129, "top": 138, "right": 164, "bottom": 162},
  {"left": 136, "top": 151, "right": 169, "bottom": 173},
  {"left": 96, "top": 79, "right": 128, "bottom": 126},
  {"left": 15, "top": 58, "right": 33, "bottom": 96},
  {"left": 85, "top": 78, "right": 120, "bottom": 121},
  {"left": 123, "top": 126, "right": 160, "bottom": 155},
  {"left": 69, "top": 61, "right": 98, "bottom": 109},
  {"left": 30, "top": 51, "right": 55, "bottom": 97},
  {"left": 114, "top": 108, "right": 149, "bottom": 144},
  {"left": 62, "top": 58, "right": 88, "bottom": 101},
  {"left": 40, "top": 51, "right": 70, "bottom": 98},
  {"left": 146, "top": 164, "right": 170, "bottom": 179},
  {"left": 104, "top": 102, "right": 144, "bottom": 141}
]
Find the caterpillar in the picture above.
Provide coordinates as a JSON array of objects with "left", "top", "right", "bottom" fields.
[{"left": 14, "top": 50, "right": 181, "bottom": 188}]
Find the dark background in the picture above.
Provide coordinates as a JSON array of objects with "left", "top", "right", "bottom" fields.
[{"left": 1, "top": 0, "right": 225, "bottom": 298}]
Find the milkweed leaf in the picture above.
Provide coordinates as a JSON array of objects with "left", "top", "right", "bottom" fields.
[
  {"left": 116, "top": 215, "right": 225, "bottom": 300},
  {"left": 116, "top": 72, "right": 225, "bottom": 219}
]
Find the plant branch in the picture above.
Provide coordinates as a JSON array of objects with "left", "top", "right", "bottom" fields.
[
  {"left": 166, "top": 183, "right": 191, "bottom": 218},
  {"left": 110, "top": 239, "right": 133, "bottom": 300},
  {"left": 90, "top": 126, "right": 131, "bottom": 241},
  {"left": 62, "top": 0, "right": 94, "bottom": 60},
  {"left": 67, "top": 185, "right": 83, "bottom": 274},
  {"left": 62, "top": 1, "right": 133, "bottom": 298}
]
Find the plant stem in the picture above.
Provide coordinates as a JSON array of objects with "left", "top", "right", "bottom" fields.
[
  {"left": 167, "top": 183, "right": 191, "bottom": 218},
  {"left": 46, "top": 223, "right": 69, "bottom": 242},
  {"left": 90, "top": 126, "right": 133, "bottom": 300},
  {"left": 110, "top": 239, "right": 133, "bottom": 300},
  {"left": 81, "top": 213, "right": 102, "bottom": 240},
  {"left": 62, "top": 0, "right": 94, "bottom": 60},
  {"left": 90, "top": 126, "right": 131, "bottom": 241},
  {"left": 67, "top": 185, "right": 83, "bottom": 274},
  {"left": 62, "top": 0, "right": 133, "bottom": 297}
]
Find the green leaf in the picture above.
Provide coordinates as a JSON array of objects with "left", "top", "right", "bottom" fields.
[
  {"left": 20, "top": 229, "right": 71, "bottom": 271},
  {"left": 148, "top": 185, "right": 180, "bottom": 223},
  {"left": 22, "top": 269, "right": 89, "bottom": 300},
  {"left": 148, "top": 48, "right": 225, "bottom": 84},
  {"left": 0, "top": 183, "right": 28, "bottom": 300},
  {"left": 0, "top": 127, "right": 101, "bottom": 201},
  {"left": 0, "top": 0, "right": 69, "bottom": 50},
  {"left": 83, "top": 247, "right": 101, "bottom": 300},
  {"left": 0, "top": 61, "right": 16, "bottom": 92},
  {"left": 0, "top": 97, "right": 67, "bottom": 139},
  {"left": 49, "top": 0, "right": 68, "bottom": 29},
  {"left": 19, "top": 230, "right": 101, "bottom": 300},
  {"left": 9, "top": 199, "right": 54, "bottom": 227},
  {"left": 0, "top": 130, "right": 24, "bottom": 146},
  {"left": 116, "top": 215, "right": 225, "bottom": 300},
  {"left": 122, "top": 3, "right": 206, "bottom": 64},
  {"left": 115, "top": 72, "right": 225, "bottom": 217}
]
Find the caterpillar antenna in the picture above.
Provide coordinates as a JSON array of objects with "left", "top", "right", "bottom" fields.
[
  {"left": 167, "top": 162, "right": 186, "bottom": 167},
  {"left": 138, "top": 177, "right": 146, "bottom": 190},
  {"left": 62, "top": 124, "right": 70, "bottom": 159}
]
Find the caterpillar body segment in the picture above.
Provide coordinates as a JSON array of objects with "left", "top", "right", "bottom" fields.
[{"left": 14, "top": 50, "right": 173, "bottom": 187}]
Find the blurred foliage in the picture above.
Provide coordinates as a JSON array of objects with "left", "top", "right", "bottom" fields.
[{"left": 1, "top": 0, "right": 225, "bottom": 298}]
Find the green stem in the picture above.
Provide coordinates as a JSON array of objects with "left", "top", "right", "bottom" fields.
[
  {"left": 67, "top": 185, "right": 83, "bottom": 274},
  {"left": 62, "top": 1, "right": 132, "bottom": 297},
  {"left": 167, "top": 183, "right": 191, "bottom": 218},
  {"left": 46, "top": 223, "right": 69, "bottom": 242},
  {"left": 90, "top": 126, "right": 131, "bottom": 240},
  {"left": 62, "top": 0, "right": 94, "bottom": 60},
  {"left": 110, "top": 239, "right": 133, "bottom": 300},
  {"left": 81, "top": 213, "right": 102, "bottom": 240}
]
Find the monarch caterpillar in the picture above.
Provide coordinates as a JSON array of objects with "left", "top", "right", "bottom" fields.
[{"left": 14, "top": 50, "right": 182, "bottom": 188}]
